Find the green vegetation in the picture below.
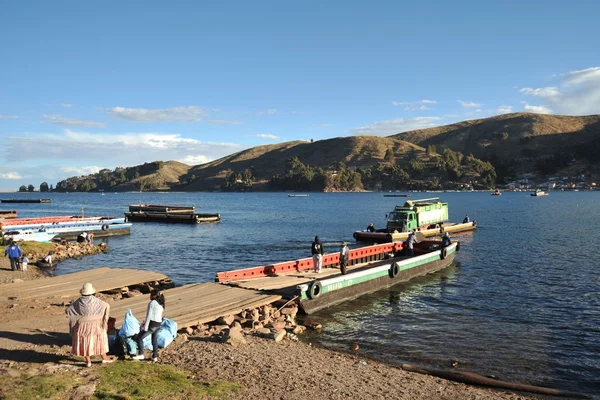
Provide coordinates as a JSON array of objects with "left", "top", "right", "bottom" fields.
[
  {"left": 2, "top": 373, "right": 84, "bottom": 400},
  {"left": 1, "top": 362, "right": 239, "bottom": 400},
  {"left": 1, "top": 241, "right": 54, "bottom": 257}
]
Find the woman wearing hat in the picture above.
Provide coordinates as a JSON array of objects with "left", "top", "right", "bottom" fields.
[{"left": 66, "top": 282, "right": 114, "bottom": 367}]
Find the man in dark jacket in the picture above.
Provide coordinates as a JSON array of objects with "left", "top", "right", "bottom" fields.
[
  {"left": 311, "top": 236, "right": 324, "bottom": 273},
  {"left": 5, "top": 242, "right": 23, "bottom": 271}
]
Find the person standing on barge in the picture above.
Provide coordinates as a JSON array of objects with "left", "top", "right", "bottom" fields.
[{"left": 311, "top": 236, "right": 324, "bottom": 273}]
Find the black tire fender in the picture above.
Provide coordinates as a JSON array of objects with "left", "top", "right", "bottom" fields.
[
  {"left": 386, "top": 233, "right": 393, "bottom": 242},
  {"left": 440, "top": 247, "right": 448, "bottom": 260},
  {"left": 456, "top": 241, "right": 461, "bottom": 252},
  {"left": 473, "top": 220, "right": 477, "bottom": 227},
  {"left": 101, "top": 224, "right": 109, "bottom": 231},
  {"left": 353, "top": 232, "right": 358, "bottom": 239},
  {"left": 308, "top": 281, "right": 322, "bottom": 299},
  {"left": 389, "top": 262, "right": 400, "bottom": 278}
]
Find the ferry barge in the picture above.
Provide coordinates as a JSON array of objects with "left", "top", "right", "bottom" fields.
[{"left": 216, "top": 239, "right": 459, "bottom": 314}]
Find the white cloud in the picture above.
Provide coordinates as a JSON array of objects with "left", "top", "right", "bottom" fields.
[
  {"left": 106, "top": 106, "right": 207, "bottom": 122},
  {"left": 60, "top": 166, "right": 104, "bottom": 176},
  {"left": 257, "top": 109, "right": 279, "bottom": 116},
  {"left": 0, "top": 114, "right": 19, "bottom": 119},
  {"left": 209, "top": 119, "right": 242, "bottom": 125},
  {"left": 458, "top": 100, "right": 482, "bottom": 108},
  {"left": 352, "top": 116, "right": 442, "bottom": 136},
  {"left": 43, "top": 114, "right": 106, "bottom": 128},
  {"left": 496, "top": 105, "right": 513, "bottom": 114},
  {"left": 255, "top": 134, "right": 279, "bottom": 140},
  {"left": 519, "top": 67, "right": 600, "bottom": 115},
  {"left": 521, "top": 102, "right": 552, "bottom": 114},
  {"left": 1, "top": 130, "right": 242, "bottom": 170},
  {"left": 179, "top": 155, "right": 211, "bottom": 165},
  {"left": 61, "top": 103, "right": 73, "bottom": 108},
  {"left": 519, "top": 87, "right": 560, "bottom": 98},
  {"left": 0, "top": 172, "right": 22, "bottom": 179},
  {"left": 392, "top": 100, "right": 437, "bottom": 111}
]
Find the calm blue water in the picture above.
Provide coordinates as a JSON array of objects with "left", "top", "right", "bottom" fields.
[{"left": 4, "top": 191, "right": 600, "bottom": 396}]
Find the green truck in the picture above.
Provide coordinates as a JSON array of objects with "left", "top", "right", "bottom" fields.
[{"left": 386, "top": 197, "right": 449, "bottom": 232}]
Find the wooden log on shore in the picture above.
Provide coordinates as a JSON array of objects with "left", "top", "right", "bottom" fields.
[{"left": 401, "top": 364, "right": 591, "bottom": 399}]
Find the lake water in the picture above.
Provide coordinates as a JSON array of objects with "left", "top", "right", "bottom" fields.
[{"left": 4, "top": 191, "right": 600, "bottom": 396}]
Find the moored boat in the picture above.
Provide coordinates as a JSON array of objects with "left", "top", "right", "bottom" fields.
[
  {"left": 2, "top": 230, "right": 57, "bottom": 244},
  {"left": 298, "top": 241, "right": 459, "bottom": 313},
  {"left": 0, "top": 210, "right": 18, "bottom": 219},
  {"left": 0, "top": 199, "right": 51, "bottom": 203},
  {"left": 531, "top": 189, "right": 549, "bottom": 196},
  {"left": 353, "top": 221, "right": 476, "bottom": 243},
  {"left": 288, "top": 194, "right": 309, "bottom": 197},
  {"left": 215, "top": 239, "right": 460, "bottom": 314},
  {"left": 124, "top": 211, "right": 220, "bottom": 224},
  {"left": 491, "top": 189, "right": 502, "bottom": 196},
  {"left": 128, "top": 204, "right": 196, "bottom": 213}
]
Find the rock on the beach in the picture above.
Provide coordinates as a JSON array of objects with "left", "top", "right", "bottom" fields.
[
  {"left": 224, "top": 325, "right": 247, "bottom": 347},
  {"left": 273, "top": 330, "right": 286, "bottom": 343},
  {"left": 217, "top": 315, "right": 235, "bottom": 326},
  {"left": 292, "top": 325, "right": 306, "bottom": 335}
]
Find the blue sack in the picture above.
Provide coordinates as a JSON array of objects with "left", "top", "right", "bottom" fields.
[
  {"left": 119, "top": 308, "right": 141, "bottom": 338},
  {"left": 156, "top": 318, "right": 178, "bottom": 349}
]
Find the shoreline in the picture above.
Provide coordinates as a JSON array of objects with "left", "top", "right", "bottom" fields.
[{"left": 0, "top": 258, "right": 558, "bottom": 399}]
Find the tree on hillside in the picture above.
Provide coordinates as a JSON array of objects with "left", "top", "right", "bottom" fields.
[
  {"left": 27, "top": 184, "right": 34, "bottom": 192},
  {"left": 40, "top": 182, "right": 49, "bottom": 192},
  {"left": 384, "top": 148, "right": 395, "bottom": 164},
  {"left": 19, "top": 185, "right": 27, "bottom": 192},
  {"left": 426, "top": 145, "right": 437, "bottom": 155}
]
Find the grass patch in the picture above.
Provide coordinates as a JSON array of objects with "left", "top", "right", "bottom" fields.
[
  {"left": 1, "top": 373, "right": 83, "bottom": 400},
  {"left": 95, "top": 361, "right": 240, "bottom": 399},
  {"left": 1, "top": 362, "right": 239, "bottom": 400},
  {"left": 2, "top": 241, "right": 54, "bottom": 257}
]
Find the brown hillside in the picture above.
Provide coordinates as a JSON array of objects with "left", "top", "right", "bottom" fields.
[
  {"left": 113, "top": 161, "right": 191, "bottom": 191},
  {"left": 390, "top": 112, "right": 600, "bottom": 177},
  {"left": 182, "top": 136, "right": 424, "bottom": 191}
]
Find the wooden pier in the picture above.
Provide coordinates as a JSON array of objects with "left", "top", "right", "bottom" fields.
[
  {"left": 0, "top": 267, "right": 170, "bottom": 301},
  {"left": 109, "top": 283, "right": 281, "bottom": 329}
]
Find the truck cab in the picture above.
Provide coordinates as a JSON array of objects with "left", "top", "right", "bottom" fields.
[{"left": 386, "top": 198, "right": 448, "bottom": 233}]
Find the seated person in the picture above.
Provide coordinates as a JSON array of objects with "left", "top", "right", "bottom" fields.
[{"left": 366, "top": 223, "right": 376, "bottom": 232}]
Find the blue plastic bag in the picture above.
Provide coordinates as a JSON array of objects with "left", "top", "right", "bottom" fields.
[
  {"left": 157, "top": 318, "right": 178, "bottom": 349},
  {"left": 118, "top": 308, "right": 141, "bottom": 338}
]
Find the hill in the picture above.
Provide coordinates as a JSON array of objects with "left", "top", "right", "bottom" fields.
[
  {"left": 53, "top": 136, "right": 496, "bottom": 192},
  {"left": 390, "top": 112, "right": 600, "bottom": 181},
  {"left": 55, "top": 161, "right": 191, "bottom": 192}
]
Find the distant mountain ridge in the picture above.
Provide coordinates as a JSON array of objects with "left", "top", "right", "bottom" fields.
[
  {"left": 53, "top": 112, "right": 600, "bottom": 192},
  {"left": 390, "top": 112, "right": 600, "bottom": 180}
]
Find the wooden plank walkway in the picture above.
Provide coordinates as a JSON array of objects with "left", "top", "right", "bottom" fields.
[
  {"left": 109, "top": 283, "right": 281, "bottom": 329},
  {"left": 0, "top": 267, "right": 169, "bottom": 301}
]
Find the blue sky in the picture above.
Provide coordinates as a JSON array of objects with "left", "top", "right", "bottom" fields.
[{"left": 1, "top": 1, "right": 599, "bottom": 190}]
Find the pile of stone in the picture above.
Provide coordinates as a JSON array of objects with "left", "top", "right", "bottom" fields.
[
  {"left": 179, "top": 303, "right": 320, "bottom": 347},
  {"left": 50, "top": 242, "right": 108, "bottom": 262}
]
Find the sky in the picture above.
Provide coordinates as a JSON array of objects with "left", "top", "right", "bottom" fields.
[{"left": 1, "top": 0, "right": 599, "bottom": 191}]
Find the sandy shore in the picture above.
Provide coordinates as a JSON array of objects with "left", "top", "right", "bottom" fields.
[{"left": 0, "top": 258, "right": 551, "bottom": 399}]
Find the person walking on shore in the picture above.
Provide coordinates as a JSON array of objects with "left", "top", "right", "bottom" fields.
[
  {"left": 66, "top": 283, "right": 114, "bottom": 367},
  {"left": 133, "top": 290, "right": 166, "bottom": 362},
  {"left": 311, "top": 236, "right": 324, "bottom": 273},
  {"left": 339, "top": 241, "right": 349, "bottom": 275},
  {"left": 4, "top": 242, "right": 22, "bottom": 271}
]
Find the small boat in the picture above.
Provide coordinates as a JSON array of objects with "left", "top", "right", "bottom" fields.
[
  {"left": 491, "top": 189, "right": 502, "bottom": 196},
  {"left": 2, "top": 230, "right": 57, "bottom": 243},
  {"left": 288, "top": 194, "right": 309, "bottom": 197},
  {"left": 383, "top": 194, "right": 410, "bottom": 197},
  {"left": 0, "top": 199, "right": 51, "bottom": 203},
  {"left": 0, "top": 210, "right": 18, "bottom": 219},
  {"left": 353, "top": 221, "right": 476, "bottom": 243},
  {"left": 531, "top": 189, "right": 549, "bottom": 197}
]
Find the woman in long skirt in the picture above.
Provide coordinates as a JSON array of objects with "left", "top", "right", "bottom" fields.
[{"left": 66, "top": 282, "right": 114, "bottom": 367}]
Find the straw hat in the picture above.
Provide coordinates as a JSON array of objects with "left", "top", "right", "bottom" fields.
[{"left": 80, "top": 282, "right": 96, "bottom": 296}]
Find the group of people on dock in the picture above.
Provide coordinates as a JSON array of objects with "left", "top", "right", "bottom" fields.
[{"left": 66, "top": 283, "right": 166, "bottom": 366}]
